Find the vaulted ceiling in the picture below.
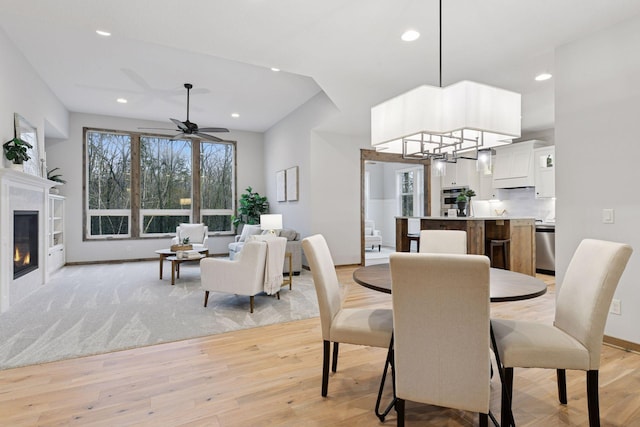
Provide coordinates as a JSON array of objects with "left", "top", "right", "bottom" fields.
[{"left": 2, "top": 0, "right": 640, "bottom": 138}]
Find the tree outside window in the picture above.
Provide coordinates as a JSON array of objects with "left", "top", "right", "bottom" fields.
[{"left": 84, "top": 128, "right": 236, "bottom": 239}]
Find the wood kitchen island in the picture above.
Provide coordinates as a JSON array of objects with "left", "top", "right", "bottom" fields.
[{"left": 396, "top": 216, "right": 536, "bottom": 276}]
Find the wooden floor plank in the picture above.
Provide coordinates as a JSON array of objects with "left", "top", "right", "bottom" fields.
[{"left": 0, "top": 268, "right": 639, "bottom": 426}]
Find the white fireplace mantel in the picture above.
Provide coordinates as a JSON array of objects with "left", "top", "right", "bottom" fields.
[{"left": 0, "top": 168, "right": 55, "bottom": 313}]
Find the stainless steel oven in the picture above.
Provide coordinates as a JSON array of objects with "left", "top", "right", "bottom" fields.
[{"left": 441, "top": 186, "right": 468, "bottom": 216}]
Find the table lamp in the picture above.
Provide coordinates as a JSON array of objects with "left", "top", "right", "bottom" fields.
[{"left": 260, "top": 214, "right": 282, "bottom": 235}]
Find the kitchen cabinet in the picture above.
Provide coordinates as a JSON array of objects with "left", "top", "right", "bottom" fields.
[
  {"left": 534, "top": 146, "right": 555, "bottom": 198},
  {"left": 48, "top": 194, "right": 65, "bottom": 273},
  {"left": 441, "top": 158, "right": 478, "bottom": 189},
  {"left": 493, "top": 140, "right": 542, "bottom": 188},
  {"left": 477, "top": 155, "right": 497, "bottom": 200}
]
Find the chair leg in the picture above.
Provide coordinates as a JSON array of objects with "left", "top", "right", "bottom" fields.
[
  {"left": 250, "top": 295, "right": 254, "bottom": 313},
  {"left": 557, "top": 369, "right": 567, "bottom": 404},
  {"left": 479, "top": 413, "right": 489, "bottom": 427},
  {"left": 378, "top": 244, "right": 381, "bottom": 252},
  {"left": 203, "top": 291, "right": 209, "bottom": 307},
  {"left": 587, "top": 370, "right": 600, "bottom": 427},
  {"left": 501, "top": 367, "right": 514, "bottom": 427},
  {"left": 332, "top": 342, "right": 339, "bottom": 372},
  {"left": 395, "top": 398, "right": 405, "bottom": 427},
  {"left": 322, "top": 340, "right": 330, "bottom": 397}
]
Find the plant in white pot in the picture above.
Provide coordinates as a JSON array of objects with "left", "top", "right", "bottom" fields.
[{"left": 3, "top": 137, "right": 32, "bottom": 169}]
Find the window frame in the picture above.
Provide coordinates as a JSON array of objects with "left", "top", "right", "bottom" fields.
[{"left": 83, "top": 127, "right": 237, "bottom": 241}]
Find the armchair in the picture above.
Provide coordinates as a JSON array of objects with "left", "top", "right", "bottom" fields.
[
  {"left": 171, "top": 223, "right": 209, "bottom": 251},
  {"left": 201, "top": 237, "right": 287, "bottom": 313},
  {"left": 364, "top": 219, "right": 382, "bottom": 251}
]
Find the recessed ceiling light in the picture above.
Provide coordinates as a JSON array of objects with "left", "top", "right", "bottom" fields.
[
  {"left": 116, "top": 98, "right": 127, "bottom": 104},
  {"left": 401, "top": 29, "right": 420, "bottom": 42},
  {"left": 271, "top": 67, "right": 280, "bottom": 72},
  {"left": 231, "top": 113, "right": 240, "bottom": 118},
  {"left": 96, "top": 30, "right": 111, "bottom": 37},
  {"left": 535, "top": 73, "right": 552, "bottom": 81}
]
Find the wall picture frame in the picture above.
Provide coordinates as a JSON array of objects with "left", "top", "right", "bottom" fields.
[
  {"left": 286, "top": 166, "right": 298, "bottom": 201},
  {"left": 276, "top": 169, "right": 286, "bottom": 202},
  {"left": 14, "top": 113, "right": 41, "bottom": 177}
]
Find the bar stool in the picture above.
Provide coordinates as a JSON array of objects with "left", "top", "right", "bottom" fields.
[
  {"left": 487, "top": 239, "right": 510, "bottom": 269},
  {"left": 407, "top": 233, "right": 420, "bottom": 252}
]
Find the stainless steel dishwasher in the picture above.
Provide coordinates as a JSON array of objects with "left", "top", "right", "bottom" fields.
[{"left": 535, "top": 224, "right": 555, "bottom": 274}]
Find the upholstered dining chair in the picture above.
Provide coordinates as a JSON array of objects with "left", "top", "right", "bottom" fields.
[
  {"left": 389, "top": 252, "right": 493, "bottom": 426},
  {"left": 491, "top": 239, "right": 632, "bottom": 427},
  {"left": 418, "top": 229, "right": 467, "bottom": 254},
  {"left": 302, "top": 234, "right": 393, "bottom": 397},
  {"left": 200, "top": 237, "right": 287, "bottom": 313}
]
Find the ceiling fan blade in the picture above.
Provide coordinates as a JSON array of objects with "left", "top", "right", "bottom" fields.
[
  {"left": 170, "top": 118, "right": 188, "bottom": 131},
  {"left": 198, "top": 127, "right": 229, "bottom": 133},
  {"left": 194, "top": 132, "right": 223, "bottom": 142}
]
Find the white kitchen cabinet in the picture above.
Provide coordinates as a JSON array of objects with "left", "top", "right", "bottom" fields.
[
  {"left": 478, "top": 168, "right": 498, "bottom": 200},
  {"left": 534, "top": 146, "right": 555, "bottom": 198},
  {"left": 48, "top": 194, "right": 65, "bottom": 273},
  {"left": 493, "top": 140, "right": 544, "bottom": 188},
  {"left": 441, "top": 158, "right": 478, "bottom": 189}
]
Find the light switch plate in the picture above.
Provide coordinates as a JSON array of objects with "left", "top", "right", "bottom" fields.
[{"left": 602, "top": 209, "right": 614, "bottom": 224}]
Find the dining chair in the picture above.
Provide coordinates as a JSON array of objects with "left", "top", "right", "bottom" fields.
[
  {"left": 302, "top": 234, "right": 393, "bottom": 397},
  {"left": 389, "top": 252, "right": 494, "bottom": 426},
  {"left": 418, "top": 229, "right": 467, "bottom": 254},
  {"left": 491, "top": 238, "right": 633, "bottom": 427}
]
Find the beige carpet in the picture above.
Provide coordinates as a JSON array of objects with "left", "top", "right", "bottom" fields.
[{"left": 0, "top": 261, "right": 319, "bottom": 370}]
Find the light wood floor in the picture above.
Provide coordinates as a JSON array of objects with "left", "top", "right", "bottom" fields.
[{"left": 1, "top": 267, "right": 639, "bottom": 426}]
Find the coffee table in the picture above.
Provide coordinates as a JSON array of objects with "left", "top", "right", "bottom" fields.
[
  {"left": 166, "top": 254, "right": 206, "bottom": 285},
  {"left": 155, "top": 248, "right": 209, "bottom": 280}
]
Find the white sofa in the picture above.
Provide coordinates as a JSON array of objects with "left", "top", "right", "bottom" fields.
[
  {"left": 228, "top": 224, "right": 302, "bottom": 274},
  {"left": 364, "top": 220, "right": 382, "bottom": 251}
]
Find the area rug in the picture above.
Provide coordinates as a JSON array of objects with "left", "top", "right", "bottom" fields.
[{"left": 0, "top": 261, "right": 319, "bottom": 370}]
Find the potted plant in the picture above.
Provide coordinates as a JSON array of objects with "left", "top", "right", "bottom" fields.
[
  {"left": 232, "top": 186, "right": 269, "bottom": 230},
  {"left": 3, "top": 137, "right": 32, "bottom": 167},
  {"left": 456, "top": 192, "right": 468, "bottom": 217},
  {"left": 47, "top": 167, "right": 66, "bottom": 184}
]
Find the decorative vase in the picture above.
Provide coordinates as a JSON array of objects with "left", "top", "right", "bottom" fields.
[
  {"left": 457, "top": 201, "right": 467, "bottom": 217},
  {"left": 10, "top": 162, "right": 24, "bottom": 172}
]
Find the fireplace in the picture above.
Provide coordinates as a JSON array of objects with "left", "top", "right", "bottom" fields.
[{"left": 14, "top": 210, "right": 39, "bottom": 279}]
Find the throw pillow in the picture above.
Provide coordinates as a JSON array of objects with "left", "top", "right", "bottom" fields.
[
  {"left": 239, "top": 224, "right": 262, "bottom": 242},
  {"left": 179, "top": 223, "right": 205, "bottom": 243},
  {"left": 279, "top": 229, "right": 298, "bottom": 241}
]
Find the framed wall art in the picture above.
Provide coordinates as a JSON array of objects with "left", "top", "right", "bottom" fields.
[
  {"left": 14, "top": 113, "right": 41, "bottom": 177},
  {"left": 286, "top": 166, "right": 298, "bottom": 201},
  {"left": 276, "top": 169, "right": 286, "bottom": 202}
]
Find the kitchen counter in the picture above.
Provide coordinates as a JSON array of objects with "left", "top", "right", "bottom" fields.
[{"left": 396, "top": 216, "right": 536, "bottom": 276}]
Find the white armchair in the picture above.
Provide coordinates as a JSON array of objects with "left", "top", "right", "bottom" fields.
[
  {"left": 201, "top": 237, "right": 287, "bottom": 313},
  {"left": 171, "top": 223, "right": 209, "bottom": 251},
  {"left": 364, "top": 219, "right": 382, "bottom": 252}
]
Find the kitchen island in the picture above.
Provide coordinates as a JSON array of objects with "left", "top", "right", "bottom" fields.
[{"left": 396, "top": 216, "right": 536, "bottom": 276}]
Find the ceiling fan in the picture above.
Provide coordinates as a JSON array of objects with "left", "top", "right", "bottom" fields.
[{"left": 140, "top": 83, "right": 229, "bottom": 142}]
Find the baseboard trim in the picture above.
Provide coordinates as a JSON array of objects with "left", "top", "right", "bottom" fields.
[
  {"left": 604, "top": 335, "right": 640, "bottom": 354},
  {"left": 64, "top": 252, "right": 228, "bottom": 266}
]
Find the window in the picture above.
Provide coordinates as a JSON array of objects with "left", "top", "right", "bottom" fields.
[
  {"left": 200, "top": 141, "right": 234, "bottom": 232},
  {"left": 84, "top": 128, "right": 236, "bottom": 240},
  {"left": 140, "top": 136, "right": 192, "bottom": 236},
  {"left": 397, "top": 167, "right": 424, "bottom": 217},
  {"left": 86, "top": 131, "right": 131, "bottom": 237}
]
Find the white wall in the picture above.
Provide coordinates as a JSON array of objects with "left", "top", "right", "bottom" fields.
[
  {"left": 45, "top": 112, "right": 265, "bottom": 262},
  {"left": 0, "top": 27, "right": 68, "bottom": 168},
  {"left": 265, "top": 91, "right": 376, "bottom": 267},
  {"left": 555, "top": 14, "right": 640, "bottom": 344}
]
